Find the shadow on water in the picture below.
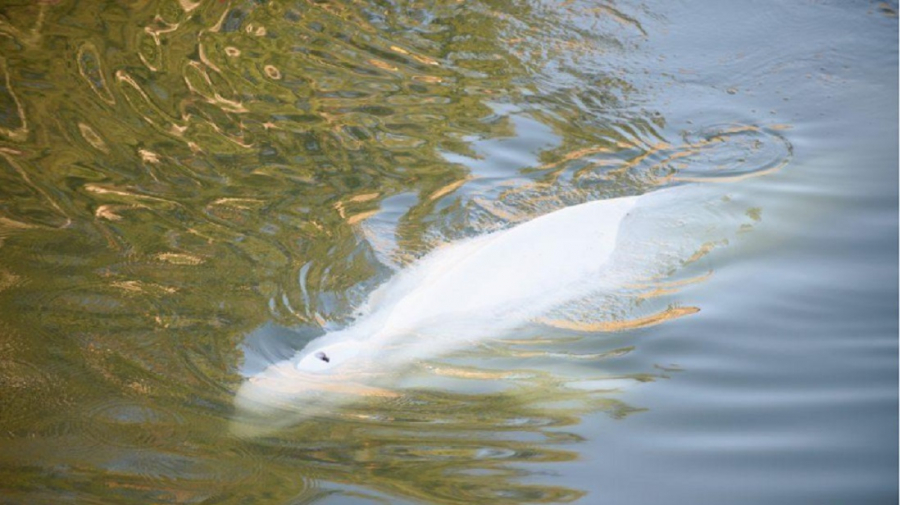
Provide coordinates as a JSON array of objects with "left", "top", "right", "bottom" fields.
[{"left": 0, "top": 0, "right": 791, "bottom": 503}]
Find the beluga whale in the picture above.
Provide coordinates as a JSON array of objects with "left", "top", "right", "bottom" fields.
[{"left": 232, "top": 183, "right": 744, "bottom": 432}]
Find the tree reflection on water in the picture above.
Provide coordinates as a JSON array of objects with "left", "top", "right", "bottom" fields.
[{"left": 0, "top": 1, "right": 784, "bottom": 503}]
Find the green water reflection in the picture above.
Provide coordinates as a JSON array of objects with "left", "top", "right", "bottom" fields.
[{"left": 0, "top": 1, "right": 785, "bottom": 503}]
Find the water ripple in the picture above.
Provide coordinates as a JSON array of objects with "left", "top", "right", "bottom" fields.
[
  {"left": 672, "top": 124, "right": 793, "bottom": 182},
  {"left": 0, "top": 1, "right": 783, "bottom": 503},
  {"left": 82, "top": 399, "right": 185, "bottom": 449},
  {"left": 76, "top": 42, "right": 115, "bottom": 105}
]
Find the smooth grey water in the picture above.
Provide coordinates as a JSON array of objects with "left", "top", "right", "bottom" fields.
[
  {"left": 533, "top": 2, "right": 899, "bottom": 503},
  {"left": 0, "top": 0, "right": 896, "bottom": 504}
]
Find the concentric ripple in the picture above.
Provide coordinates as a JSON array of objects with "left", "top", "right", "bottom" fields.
[
  {"left": 81, "top": 399, "right": 185, "bottom": 449},
  {"left": 671, "top": 124, "right": 793, "bottom": 182}
]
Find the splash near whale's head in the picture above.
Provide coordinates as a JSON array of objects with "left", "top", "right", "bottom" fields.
[{"left": 232, "top": 184, "right": 749, "bottom": 434}]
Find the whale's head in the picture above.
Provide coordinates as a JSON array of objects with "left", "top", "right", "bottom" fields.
[{"left": 230, "top": 336, "right": 399, "bottom": 435}]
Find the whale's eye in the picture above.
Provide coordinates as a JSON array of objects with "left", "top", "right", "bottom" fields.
[{"left": 315, "top": 351, "right": 330, "bottom": 363}]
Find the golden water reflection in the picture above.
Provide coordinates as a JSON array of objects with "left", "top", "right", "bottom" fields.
[{"left": 0, "top": 0, "right": 787, "bottom": 502}]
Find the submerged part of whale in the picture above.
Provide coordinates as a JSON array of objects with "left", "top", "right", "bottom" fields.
[{"left": 233, "top": 184, "right": 746, "bottom": 430}]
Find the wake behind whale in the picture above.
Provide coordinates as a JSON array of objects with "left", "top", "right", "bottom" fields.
[{"left": 233, "top": 184, "right": 744, "bottom": 432}]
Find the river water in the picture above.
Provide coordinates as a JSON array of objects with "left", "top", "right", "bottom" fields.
[{"left": 0, "top": 1, "right": 896, "bottom": 504}]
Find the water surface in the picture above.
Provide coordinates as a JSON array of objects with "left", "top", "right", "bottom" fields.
[{"left": 0, "top": 1, "right": 896, "bottom": 504}]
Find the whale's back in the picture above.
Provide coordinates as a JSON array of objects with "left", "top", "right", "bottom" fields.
[{"left": 380, "top": 195, "right": 639, "bottom": 332}]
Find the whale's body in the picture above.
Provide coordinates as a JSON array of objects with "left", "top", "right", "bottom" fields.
[{"left": 234, "top": 186, "right": 731, "bottom": 427}]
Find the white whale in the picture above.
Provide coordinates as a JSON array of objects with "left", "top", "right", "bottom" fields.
[{"left": 233, "top": 184, "right": 740, "bottom": 429}]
